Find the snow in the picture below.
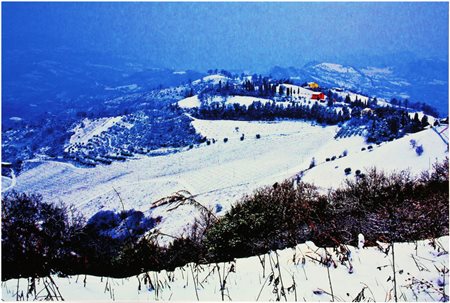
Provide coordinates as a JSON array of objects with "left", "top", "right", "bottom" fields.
[
  {"left": 9, "top": 116, "right": 22, "bottom": 122},
  {"left": 389, "top": 80, "right": 411, "bottom": 87},
  {"left": 2, "top": 176, "right": 12, "bottom": 190},
  {"left": 14, "top": 119, "right": 448, "bottom": 243},
  {"left": 192, "top": 74, "right": 229, "bottom": 85},
  {"left": 178, "top": 95, "right": 273, "bottom": 109},
  {"left": 66, "top": 116, "right": 125, "bottom": 149},
  {"left": 281, "top": 84, "right": 317, "bottom": 100},
  {"left": 105, "top": 84, "right": 139, "bottom": 91},
  {"left": 224, "top": 95, "right": 273, "bottom": 107},
  {"left": 302, "top": 127, "right": 448, "bottom": 189},
  {"left": 3, "top": 236, "right": 448, "bottom": 301},
  {"left": 429, "top": 79, "right": 447, "bottom": 85},
  {"left": 409, "top": 111, "right": 437, "bottom": 125},
  {"left": 178, "top": 95, "right": 202, "bottom": 108},
  {"left": 358, "top": 233, "right": 365, "bottom": 249},
  {"left": 331, "top": 89, "right": 370, "bottom": 104},
  {"left": 1, "top": 169, "right": 16, "bottom": 192},
  {"left": 318, "top": 62, "right": 358, "bottom": 74},
  {"left": 14, "top": 119, "right": 338, "bottom": 241},
  {"left": 361, "top": 66, "right": 393, "bottom": 76},
  {"left": 173, "top": 71, "right": 186, "bottom": 75}
]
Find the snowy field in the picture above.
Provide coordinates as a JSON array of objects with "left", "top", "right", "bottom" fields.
[
  {"left": 303, "top": 126, "right": 449, "bottom": 189},
  {"left": 8, "top": 120, "right": 448, "bottom": 241},
  {"left": 2, "top": 236, "right": 448, "bottom": 301},
  {"left": 1, "top": 176, "right": 12, "bottom": 191},
  {"left": 11, "top": 119, "right": 338, "bottom": 239}
]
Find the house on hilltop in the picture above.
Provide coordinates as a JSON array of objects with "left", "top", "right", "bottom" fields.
[
  {"left": 308, "top": 82, "right": 319, "bottom": 89},
  {"left": 311, "top": 92, "right": 326, "bottom": 101}
]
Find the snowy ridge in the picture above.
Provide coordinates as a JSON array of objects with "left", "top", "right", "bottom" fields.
[
  {"left": 303, "top": 127, "right": 448, "bottom": 189},
  {"left": 2, "top": 236, "right": 448, "bottom": 301}
]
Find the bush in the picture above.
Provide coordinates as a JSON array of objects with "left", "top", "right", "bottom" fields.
[
  {"left": 368, "top": 145, "right": 373, "bottom": 150},
  {"left": 331, "top": 156, "right": 336, "bottom": 161},
  {"left": 215, "top": 204, "right": 223, "bottom": 213},
  {"left": 361, "top": 147, "right": 366, "bottom": 151},
  {"left": 415, "top": 145, "right": 424, "bottom": 156},
  {"left": 309, "top": 157, "right": 316, "bottom": 169},
  {"left": 256, "top": 134, "right": 261, "bottom": 139},
  {"left": 344, "top": 167, "right": 352, "bottom": 175},
  {"left": 87, "top": 209, "right": 159, "bottom": 242},
  {"left": 204, "top": 181, "right": 325, "bottom": 260},
  {"left": 223, "top": 138, "right": 228, "bottom": 143},
  {"left": 326, "top": 158, "right": 330, "bottom": 162},
  {"left": 355, "top": 169, "right": 361, "bottom": 176},
  {"left": 2, "top": 191, "right": 84, "bottom": 280}
]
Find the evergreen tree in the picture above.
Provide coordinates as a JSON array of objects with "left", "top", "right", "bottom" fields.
[
  {"left": 421, "top": 115, "right": 429, "bottom": 127},
  {"left": 345, "top": 94, "right": 352, "bottom": 104}
]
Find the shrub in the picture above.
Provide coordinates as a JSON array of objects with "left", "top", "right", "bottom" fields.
[
  {"left": 368, "top": 145, "right": 373, "bottom": 150},
  {"left": 326, "top": 158, "right": 330, "bottom": 162},
  {"left": 415, "top": 145, "right": 424, "bottom": 156},
  {"left": 204, "top": 181, "right": 325, "bottom": 260},
  {"left": 331, "top": 156, "right": 336, "bottom": 161},
  {"left": 344, "top": 167, "right": 352, "bottom": 175},
  {"left": 342, "top": 150, "right": 348, "bottom": 157},
  {"left": 355, "top": 169, "right": 361, "bottom": 176},
  {"left": 2, "top": 191, "right": 85, "bottom": 280},
  {"left": 215, "top": 204, "right": 223, "bottom": 213},
  {"left": 87, "top": 210, "right": 120, "bottom": 231},
  {"left": 223, "top": 138, "right": 228, "bottom": 143},
  {"left": 87, "top": 210, "right": 159, "bottom": 242},
  {"left": 256, "top": 134, "right": 261, "bottom": 139},
  {"left": 361, "top": 147, "right": 366, "bottom": 151},
  {"left": 240, "top": 134, "right": 245, "bottom": 141},
  {"left": 309, "top": 157, "right": 316, "bottom": 169}
]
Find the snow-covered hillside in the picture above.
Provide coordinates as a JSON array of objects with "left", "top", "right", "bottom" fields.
[
  {"left": 66, "top": 116, "right": 130, "bottom": 150},
  {"left": 192, "top": 74, "right": 229, "bottom": 85},
  {"left": 178, "top": 95, "right": 274, "bottom": 109},
  {"left": 9, "top": 117, "right": 448, "bottom": 243},
  {"left": 178, "top": 85, "right": 323, "bottom": 110},
  {"left": 3, "top": 235, "right": 448, "bottom": 301},
  {"left": 12, "top": 119, "right": 338, "bottom": 240},
  {"left": 303, "top": 126, "right": 448, "bottom": 189},
  {"left": 269, "top": 60, "right": 448, "bottom": 115},
  {"left": 331, "top": 88, "right": 370, "bottom": 104}
]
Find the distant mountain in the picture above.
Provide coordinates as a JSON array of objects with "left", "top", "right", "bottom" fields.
[
  {"left": 269, "top": 57, "right": 448, "bottom": 115},
  {"left": 2, "top": 48, "right": 205, "bottom": 123}
]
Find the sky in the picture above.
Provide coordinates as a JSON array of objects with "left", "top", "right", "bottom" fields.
[{"left": 2, "top": 2, "right": 449, "bottom": 71}]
